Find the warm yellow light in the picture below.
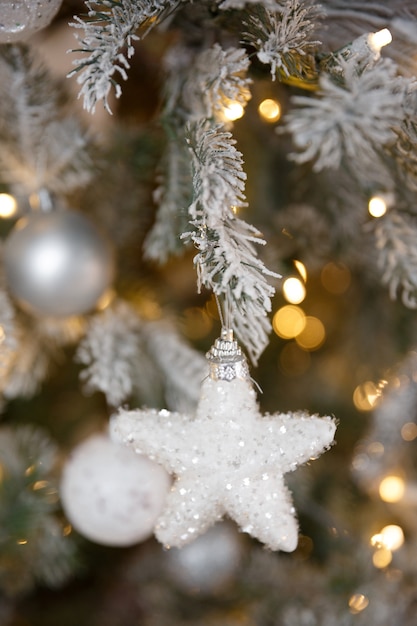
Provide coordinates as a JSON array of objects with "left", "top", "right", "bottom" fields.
[
  {"left": 282, "top": 277, "right": 306, "bottom": 304},
  {"left": 223, "top": 102, "right": 245, "bottom": 121},
  {"left": 379, "top": 475, "right": 405, "bottom": 503},
  {"left": 0, "top": 193, "right": 17, "bottom": 218},
  {"left": 63, "top": 523, "right": 72, "bottom": 537},
  {"left": 372, "top": 546, "right": 392, "bottom": 568},
  {"left": 401, "top": 422, "right": 417, "bottom": 441},
  {"left": 321, "top": 262, "right": 351, "bottom": 294},
  {"left": 368, "top": 28, "right": 392, "bottom": 53},
  {"left": 370, "top": 532, "right": 384, "bottom": 548},
  {"left": 33, "top": 480, "right": 48, "bottom": 490},
  {"left": 295, "top": 316, "right": 325, "bottom": 351},
  {"left": 96, "top": 288, "right": 116, "bottom": 311},
  {"left": 293, "top": 259, "right": 307, "bottom": 282},
  {"left": 348, "top": 593, "right": 369, "bottom": 614},
  {"left": 273, "top": 305, "right": 306, "bottom": 339},
  {"left": 368, "top": 196, "right": 387, "bottom": 218},
  {"left": 353, "top": 381, "right": 381, "bottom": 411},
  {"left": 380, "top": 525, "right": 404, "bottom": 551},
  {"left": 258, "top": 98, "right": 281, "bottom": 122},
  {"left": 17, "top": 539, "right": 28, "bottom": 545}
]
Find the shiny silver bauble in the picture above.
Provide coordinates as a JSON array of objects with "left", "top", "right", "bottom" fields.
[{"left": 4, "top": 210, "right": 115, "bottom": 317}]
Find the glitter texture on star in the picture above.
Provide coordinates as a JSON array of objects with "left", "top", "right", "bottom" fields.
[{"left": 110, "top": 375, "right": 336, "bottom": 552}]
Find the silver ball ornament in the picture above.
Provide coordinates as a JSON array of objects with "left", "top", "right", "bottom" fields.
[
  {"left": 4, "top": 210, "right": 115, "bottom": 318},
  {"left": 166, "top": 524, "right": 243, "bottom": 593},
  {"left": 0, "top": 0, "right": 62, "bottom": 43},
  {"left": 60, "top": 434, "right": 171, "bottom": 547}
]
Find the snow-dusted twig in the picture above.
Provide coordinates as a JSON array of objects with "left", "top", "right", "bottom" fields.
[
  {"left": 243, "top": 0, "right": 322, "bottom": 82},
  {"left": 182, "top": 44, "right": 252, "bottom": 122},
  {"left": 143, "top": 320, "right": 208, "bottom": 412},
  {"left": 184, "top": 120, "right": 279, "bottom": 364},
  {"left": 69, "top": 0, "right": 181, "bottom": 113},
  {"left": 76, "top": 301, "right": 150, "bottom": 406},
  {"left": 283, "top": 57, "right": 406, "bottom": 182},
  {"left": 143, "top": 132, "right": 193, "bottom": 263},
  {"left": 374, "top": 212, "right": 417, "bottom": 308},
  {"left": 0, "top": 45, "right": 92, "bottom": 196}
]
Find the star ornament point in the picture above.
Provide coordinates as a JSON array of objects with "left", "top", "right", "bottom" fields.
[{"left": 110, "top": 374, "right": 336, "bottom": 552}]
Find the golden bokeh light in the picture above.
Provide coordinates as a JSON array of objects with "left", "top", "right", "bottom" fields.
[
  {"left": 0, "top": 192, "right": 17, "bottom": 218},
  {"left": 368, "top": 195, "right": 387, "bottom": 218},
  {"left": 321, "top": 262, "right": 351, "bottom": 294},
  {"left": 348, "top": 593, "right": 369, "bottom": 614},
  {"left": 380, "top": 524, "right": 404, "bottom": 551},
  {"left": 372, "top": 546, "right": 392, "bottom": 569},
  {"left": 223, "top": 101, "right": 245, "bottom": 121},
  {"left": 273, "top": 305, "right": 306, "bottom": 339},
  {"left": 282, "top": 277, "right": 306, "bottom": 304},
  {"left": 295, "top": 316, "right": 325, "bottom": 351},
  {"left": 378, "top": 475, "right": 405, "bottom": 503},
  {"left": 352, "top": 381, "right": 381, "bottom": 411},
  {"left": 293, "top": 259, "right": 307, "bottom": 282},
  {"left": 258, "top": 98, "right": 281, "bottom": 122},
  {"left": 279, "top": 341, "right": 311, "bottom": 377},
  {"left": 401, "top": 422, "right": 417, "bottom": 441},
  {"left": 96, "top": 288, "right": 116, "bottom": 311}
]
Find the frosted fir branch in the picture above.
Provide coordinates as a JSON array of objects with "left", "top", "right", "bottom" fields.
[
  {"left": 374, "top": 212, "right": 417, "bottom": 309},
  {"left": 0, "top": 425, "right": 77, "bottom": 595},
  {"left": 242, "top": 0, "right": 322, "bottom": 82},
  {"left": 143, "top": 132, "right": 193, "bottom": 263},
  {"left": 0, "top": 45, "right": 93, "bottom": 195},
  {"left": 0, "top": 288, "right": 17, "bottom": 353},
  {"left": 143, "top": 320, "right": 208, "bottom": 412},
  {"left": 394, "top": 117, "right": 417, "bottom": 192},
  {"left": 76, "top": 301, "right": 150, "bottom": 406},
  {"left": 185, "top": 121, "right": 279, "bottom": 363},
  {"left": 283, "top": 57, "right": 406, "bottom": 180},
  {"left": 393, "top": 86, "right": 417, "bottom": 191},
  {"left": 219, "top": 0, "right": 282, "bottom": 8},
  {"left": 1, "top": 326, "right": 52, "bottom": 401},
  {"left": 69, "top": 0, "right": 181, "bottom": 113},
  {"left": 182, "top": 44, "right": 252, "bottom": 122}
]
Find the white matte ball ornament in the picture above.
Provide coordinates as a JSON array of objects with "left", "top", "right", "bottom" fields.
[
  {"left": 60, "top": 434, "right": 171, "bottom": 547},
  {"left": 4, "top": 210, "right": 115, "bottom": 318},
  {"left": 0, "top": 0, "right": 62, "bottom": 43}
]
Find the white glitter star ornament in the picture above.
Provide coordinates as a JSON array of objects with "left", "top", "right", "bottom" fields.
[{"left": 110, "top": 329, "right": 336, "bottom": 551}]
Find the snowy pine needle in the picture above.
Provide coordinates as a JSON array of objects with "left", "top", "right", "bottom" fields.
[
  {"left": 143, "top": 133, "right": 193, "bottom": 263},
  {"left": 143, "top": 320, "right": 208, "bottom": 412},
  {"left": 69, "top": 0, "right": 181, "bottom": 113},
  {"left": 0, "top": 425, "right": 77, "bottom": 594},
  {"left": 284, "top": 57, "right": 406, "bottom": 181},
  {"left": 0, "top": 45, "right": 92, "bottom": 196},
  {"left": 182, "top": 44, "right": 252, "bottom": 122},
  {"left": 243, "top": 0, "right": 321, "bottom": 82},
  {"left": 374, "top": 212, "right": 417, "bottom": 309},
  {"left": 76, "top": 301, "right": 149, "bottom": 406},
  {"left": 185, "top": 121, "right": 279, "bottom": 363}
]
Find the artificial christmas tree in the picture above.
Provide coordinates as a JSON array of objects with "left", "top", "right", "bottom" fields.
[{"left": 2, "top": 1, "right": 417, "bottom": 624}]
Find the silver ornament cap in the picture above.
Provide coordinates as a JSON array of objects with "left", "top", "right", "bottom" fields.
[{"left": 206, "top": 328, "right": 250, "bottom": 382}]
